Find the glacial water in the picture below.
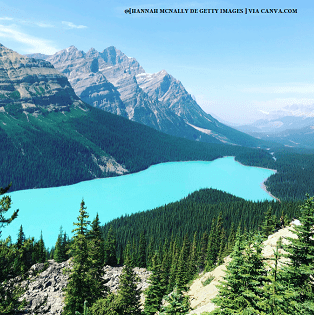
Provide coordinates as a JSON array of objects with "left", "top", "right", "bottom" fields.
[{"left": 1, "top": 157, "right": 276, "bottom": 248}]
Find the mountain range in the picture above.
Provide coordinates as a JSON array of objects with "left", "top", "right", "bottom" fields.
[
  {"left": 235, "top": 105, "right": 314, "bottom": 149},
  {"left": 27, "top": 46, "right": 265, "bottom": 148},
  {"left": 1, "top": 43, "right": 272, "bottom": 192}
]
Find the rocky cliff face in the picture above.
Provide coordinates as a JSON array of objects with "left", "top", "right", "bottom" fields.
[
  {"left": 28, "top": 46, "right": 262, "bottom": 147},
  {"left": 0, "top": 44, "right": 84, "bottom": 115},
  {"left": 13, "top": 260, "right": 151, "bottom": 315},
  {"left": 0, "top": 43, "right": 128, "bottom": 186},
  {"left": 43, "top": 46, "right": 191, "bottom": 135}
]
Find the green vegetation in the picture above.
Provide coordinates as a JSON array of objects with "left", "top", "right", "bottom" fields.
[
  {"left": 1, "top": 182, "right": 313, "bottom": 314},
  {"left": 202, "top": 275, "right": 214, "bottom": 286},
  {"left": 160, "top": 286, "right": 190, "bottom": 315},
  {"left": 101, "top": 188, "right": 300, "bottom": 268},
  {"left": 63, "top": 200, "right": 108, "bottom": 315},
  {"left": 9, "top": 91, "right": 21, "bottom": 99},
  {"left": 210, "top": 195, "right": 314, "bottom": 314},
  {"left": 1, "top": 101, "right": 314, "bottom": 200},
  {"left": 265, "top": 150, "right": 314, "bottom": 200},
  {"left": 0, "top": 184, "right": 25, "bottom": 313}
]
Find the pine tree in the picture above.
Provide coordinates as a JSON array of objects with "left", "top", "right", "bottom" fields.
[
  {"left": 0, "top": 183, "right": 18, "bottom": 237},
  {"left": 189, "top": 232, "right": 198, "bottom": 277},
  {"left": 217, "top": 227, "right": 226, "bottom": 265},
  {"left": 123, "top": 241, "right": 134, "bottom": 267},
  {"left": 168, "top": 240, "right": 179, "bottom": 293},
  {"left": 14, "top": 226, "right": 34, "bottom": 276},
  {"left": 280, "top": 195, "right": 314, "bottom": 314},
  {"left": 212, "top": 230, "right": 267, "bottom": 314},
  {"left": 205, "top": 217, "right": 217, "bottom": 270},
  {"left": 137, "top": 230, "right": 147, "bottom": 268},
  {"left": 224, "top": 222, "right": 236, "bottom": 256},
  {"left": 88, "top": 213, "right": 108, "bottom": 302},
  {"left": 116, "top": 254, "right": 142, "bottom": 315},
  {"left": 54, "top": 226, "right": 68, "bottom": 263},
  {"left": 144, "top": 251, "right": 165, "bottom": 315},
  {"left": 175, "top": 234, "right": 190, "bottom": 292},
  {"left": 0, "top": 237, "right": 22, "bottom": 314},
  {"left": 63, "top": 200, "right": 94, "bottom": 315},
  {"left": 146, "top": 236, "right": 154, "bottom": 269},
  {"left": 0, "top": 184, "right": 20, "bottom": 313},
  {"left": 32, "top": 231, "right": 46, "bottom": 264},
  {"left": 198, "top": 231, "right": 208, "bottom": 270},
  {"left": 160, "top": 286, "right": 190, "bottom": 315},
  {"left": 262, "top": 207, "right": 276, "bottom": 238},
  {"left": 160, "top": 240, "right": 171, "bottom": 296},
  {"left": 16, "top": 224, "right": 25, "bottom": 249},
  {"left": 104, "top": 225, "right": 117, "bottom": 266},
  {"left": 261, "top": 239, "right": 293, "bottom": 315}
]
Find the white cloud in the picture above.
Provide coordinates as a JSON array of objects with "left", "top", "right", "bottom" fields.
[
  {"left": 259, "top": 110, "right": 270, "bottom": 115},
  {"left": 62, "top": 21, "right": 87, "bottom": 29},
  {"left": 0, "top": 24, "right": 58, "bottom": 54},
  {"left": 253, "top": 98, "right": 314, "bottom": 109},
  {"left": 0, "top": 17, "right": 14, "bottom": 21},
  {"left": 35, "top": 22, "right": 54, "bottom": 28},
  {"left": 240, "top": 84, "right": 314, "bottom": 94},
  {"left": 0, "top": 17, "right": 54, "bottom": 28},
  {"left": 20, "top": 20, "right": 55, "bottom": 28}
]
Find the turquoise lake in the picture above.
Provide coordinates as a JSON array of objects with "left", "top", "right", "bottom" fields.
[{"left": 1, "top": 157, "right": 276, "bottom": 248}]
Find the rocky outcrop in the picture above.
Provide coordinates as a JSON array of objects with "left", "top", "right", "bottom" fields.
[
  {"left": 187, "top": 226, "right": 297, "bottom": 314},
  {"left": 16, "top": 260, "right": 71, "bottom": 315},
  {"left": 0, "top": 43, "right": 128, "bottom": 185},
  {"left": 13, "top": 260, "right": 151, "bottom": 315},
  {"left": 0, "top": 44, "right": 85, "bottom": 115}
]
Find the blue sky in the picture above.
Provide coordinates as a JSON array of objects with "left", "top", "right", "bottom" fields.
[{"left": 0, "top": 0, "right": 313, "bottom": 124}]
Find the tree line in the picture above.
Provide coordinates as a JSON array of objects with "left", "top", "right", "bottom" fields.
[{"left": 1, "top": 183, "right": 313, "bottom": 314}]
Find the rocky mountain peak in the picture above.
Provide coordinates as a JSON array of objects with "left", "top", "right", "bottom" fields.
[
  {"left": 51, "top": 46, "right": 85, "bottom": 64},
  {"left": 0, "top": 43, "right": 83, "bottom": 114},
  {"left": 86, "top": 47, "right": 100, "bottom": 59},
  {"left": 100, "top": 46, "right": 122, "bottom": 65},
  {"left": 29, "top": 45, "right": 262, "bottom": 147}
]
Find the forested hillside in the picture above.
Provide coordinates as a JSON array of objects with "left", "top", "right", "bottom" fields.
[
  {"left": 0, "top": 103, "right": 273, "bottom": 193},
  {"left": 101, "top": 188, "right": 301, "bottom": 268}
]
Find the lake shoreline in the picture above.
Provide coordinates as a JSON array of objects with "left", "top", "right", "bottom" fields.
[
  {"left": 230, "top": 156, "right": 280, "bottom": 202},
  {"left": 3, "top": 157, "right": 278, "bottom": 247}
]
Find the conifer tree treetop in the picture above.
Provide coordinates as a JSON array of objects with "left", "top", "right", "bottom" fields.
[{"left": 0, "top": 183, "right": 19, "bottom": 236}]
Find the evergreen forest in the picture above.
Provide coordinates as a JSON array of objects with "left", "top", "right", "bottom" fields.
[{"left": 1, "top": 184, "right": 313, "bottom": 314}]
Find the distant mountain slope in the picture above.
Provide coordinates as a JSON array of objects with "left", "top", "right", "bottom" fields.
[
  {"left": 249, "top": 125, "right": 314, "bottom": 149},
  {"left": 236, "top": 116, "right": 314, "bottom": 149},
  {"left": 237, "top": 116, "right": 314, "bottom": 134},
  {"left": 1, "top": 43, "right": 273, "bottom": 192},
  {"left": 234, "top": 104, "right": 314, "bottom": 149},
  {"left": 27, "top": 46, "right": 266, "bottom": 148}
]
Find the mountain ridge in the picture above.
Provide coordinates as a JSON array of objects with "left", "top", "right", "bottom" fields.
[
  {"left": 2, "top": 43, "right": 274, "bottom": 193},
  {"left": 27, "top": 46, "right": 267, "bottom": 148}
]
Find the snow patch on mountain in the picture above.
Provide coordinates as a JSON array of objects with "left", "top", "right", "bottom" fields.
[{"left": 186, "top": 122, "right": 213, "bottom": 135}]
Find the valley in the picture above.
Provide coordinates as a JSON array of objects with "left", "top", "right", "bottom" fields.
[
  {"left": 1, "top": 157, "right": 276, "bottom": 248},
  {"left": 0, "top": 41, "right": 313, "bottom": 315}
]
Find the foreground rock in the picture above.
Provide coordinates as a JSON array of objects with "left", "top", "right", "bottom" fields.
[
  {"left": 187, "top": 226, "right": 297, "bottom": 314},
  {"left": 14, "top": 260, "right": 151, "bottom": 315}
]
